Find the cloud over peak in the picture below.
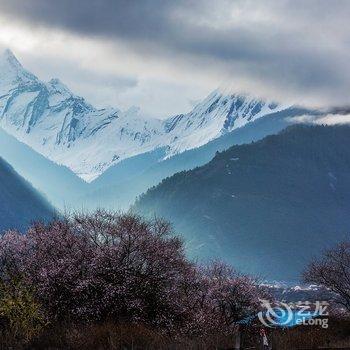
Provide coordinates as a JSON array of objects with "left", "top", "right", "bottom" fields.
[{"left": 0, "top": 0, "right": 349, "bottom": 116}]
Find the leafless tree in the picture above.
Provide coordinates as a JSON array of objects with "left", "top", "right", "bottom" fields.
[{"left": 304, "top": 241, "right": 350, "bottom": 312}]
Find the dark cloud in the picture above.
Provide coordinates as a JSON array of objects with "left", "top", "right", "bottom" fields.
[
  {"left": 0, "top": 0, "right": 181, "bottom": 41},
  {"left": 1, "top": 0, "right": 350, "bottom": 107}
]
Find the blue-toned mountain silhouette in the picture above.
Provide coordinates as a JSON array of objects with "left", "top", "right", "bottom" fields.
[
  {"left": 0, "top": 157, "right": 55, "bottom": 232},
  {"left": 134, "top": 125, "right": 350, "bottom": 280}
]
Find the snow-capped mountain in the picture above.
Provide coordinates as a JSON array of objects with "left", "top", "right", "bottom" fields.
[
  {"left": 162, "top": 90, "right": 288, "bottom": 158},
  {"left": 0, "top": 49, "right": 290, "bottom": 181}
]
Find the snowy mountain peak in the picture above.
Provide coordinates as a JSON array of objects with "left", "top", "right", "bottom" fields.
[
  {"left": 161, "top": 90, "right": 289, "bottom": 158},
  {"left": 0, "top": 50, "right": 292, "bottom": 181},
  {"left": 0, "top": 49, "right": 37, "bottom": 85},
  {"left": 48, "top": 78, "right": 68, "bottom": 90},
  {"left": 47, "top": 78, "right": 74, "bottom": 99},
  {"left": 0, "top": 49, "right": 21, "bottom": 67}
]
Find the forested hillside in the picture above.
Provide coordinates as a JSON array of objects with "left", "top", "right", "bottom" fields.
[{"left": 135, "top": 125, "right": 350, "bottom": 280}]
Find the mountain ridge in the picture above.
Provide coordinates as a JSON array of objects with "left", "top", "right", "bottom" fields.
[
  {"left": 0, "top": 49, "right": 292, "bottom": 181},
  {"left": 0, "top": 155, "right": 55, "bottom": 232},
  {"left": 134, "top": 124, "right": 350, "bottom": 280}
]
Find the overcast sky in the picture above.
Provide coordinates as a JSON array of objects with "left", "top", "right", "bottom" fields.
[{"left": 0, "top": 0, "right": 349, "bottom": 118}]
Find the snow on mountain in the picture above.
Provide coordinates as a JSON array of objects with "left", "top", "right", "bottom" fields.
[
  {"left": 0, "top": 50, "right": 162, "bottom": 181},
  {"left": 0, "top": 50, "right": 291, "bottom": 181},
  {"left": 0, "top": 49, "right": 37, "bottom": 93},
  {"left": 162, "top": 89, "right": 289, "bottom": 158}
]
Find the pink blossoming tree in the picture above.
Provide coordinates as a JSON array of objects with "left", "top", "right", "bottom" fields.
[{"left": 0, "top": 211, "right": 264, "bottom": 337}]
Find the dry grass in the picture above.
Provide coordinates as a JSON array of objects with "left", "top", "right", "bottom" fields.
[
  {"left": 0, "top": 317, "right": 349, "bottom": 349},
  {"left": 27, "top": 322, "right": 235, "bottom": 350},
  {"left": 267, "top": 317, "right": 350, "bottom": 350}
]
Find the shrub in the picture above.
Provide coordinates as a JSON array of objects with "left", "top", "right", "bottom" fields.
[{"left": 0, "top": 277, "right": 46, "bottom": 347}]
